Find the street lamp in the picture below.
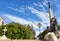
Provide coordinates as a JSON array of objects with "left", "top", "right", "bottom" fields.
[{"left": 37, "top": 23, "right": 42, "bottom": 39}]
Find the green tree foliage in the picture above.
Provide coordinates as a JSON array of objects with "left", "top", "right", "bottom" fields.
[
  {"left": 27, "top": 24, "right": 35, "bottom": 37},
  {"left": 0, "top": 25, "right": 5, "bottom": 36},
  {"left": 57, "top": 25, "right": 60, "bottom": 31},
  {"left": 0, "top": 22, "right": 35, "bottom": 39},
  {"left": 37, "top": 29, "right": 48, "bottom": 39}
]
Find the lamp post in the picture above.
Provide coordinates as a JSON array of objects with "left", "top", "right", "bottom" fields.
[{"left": 37, "top": 23, "right": 42, "bottom": 40}]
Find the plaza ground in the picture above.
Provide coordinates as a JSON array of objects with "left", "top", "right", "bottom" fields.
[{"left": 0, "top": 39, "right": 60, "bottom": 41}]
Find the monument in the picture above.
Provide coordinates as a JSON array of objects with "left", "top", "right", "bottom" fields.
[
  {"left": 44, "top": 2, "right": 60, "bottom": 41},
  {"left": 0, "top": 27, "right": 7, "bottom": 39},
  {"left": 47, "top": 2, "right": 60, "bottom": 38}
]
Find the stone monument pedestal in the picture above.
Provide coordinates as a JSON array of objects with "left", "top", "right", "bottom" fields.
[
  {"left": 0, "top": 35, "right": 7, "bottom": 39},
  {"left": 44, "top": 32, "right": 58, "bottom": 41}
]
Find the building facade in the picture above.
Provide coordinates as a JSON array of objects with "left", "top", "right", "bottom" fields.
[{"left": 0, "top": 17, "right": 4, "bottom": 25}]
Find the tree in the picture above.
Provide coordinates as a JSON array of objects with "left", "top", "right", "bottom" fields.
[
  {"left": 0, "top": 22, "right": 35, "bottom": 39},
  {"left": 37, "top": 29, "right": 48, "bottom": 39},
  {"left": 57, "top": 25, "right": 60, "bottom": 31},
  {"left": 27, "top": 24, "right": 35, "bottom": 38}
]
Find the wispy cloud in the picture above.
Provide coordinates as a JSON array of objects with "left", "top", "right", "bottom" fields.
[
  {"left": 28, "top": 6, "right": 49, "bottom": 25},
  {"left": 33, "top": 2, "right": 43, "bottom": 7},
  {"left": 33, "top": 2, "right": 46, "bottom": 11},
  {"left": 43, "top": 0, "right": 48, "bottom": 6},
  {"left": 8, "top": 7, "right": 25, "bottom": 13},
  {"left": 4, "top": 14, "right": 36, "bottom": 25}
]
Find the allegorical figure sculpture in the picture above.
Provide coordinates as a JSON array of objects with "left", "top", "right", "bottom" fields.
[
  {"left": 44, "top": 2, "right": 60, "bottom": 41},
  {"left": 44, "top": 32, "right": 58, "bottom": 41},
  {"left": 46, "top": 2, "right": 60, "bottom": 39},
  {"left": 47, "top": 2, "right": 58, "bottom": 34}
]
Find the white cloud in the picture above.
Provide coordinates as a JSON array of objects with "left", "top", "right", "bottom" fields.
[
  {"left": 8, "top": 7, "right": 25, "bottom": 13},
  {"left": 33, "top": 3, "right": 38, "bottom": 6},
  {"left": 28, "top": 6, "right": 49, "bottom": 24},
  {"left": 33, "top": 2, "right": 46, "bottom": 11},
  {"left": 43, "top": 0, "right": 48, "bottom": 6},
  {"left": 33, "top": 2, "right": 43, "bottom": 8},
  {"left": 4, "top": 14, "right": 36, "bottom": 25}
]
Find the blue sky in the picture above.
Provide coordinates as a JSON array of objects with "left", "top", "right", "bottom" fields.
[{"left": 0, "top": 0, "right": 60, "bottom": 37}]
